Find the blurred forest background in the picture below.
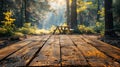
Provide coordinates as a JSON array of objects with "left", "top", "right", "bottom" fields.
[{"left": 0, "top": 0, "right": 120, "bottom": 37}]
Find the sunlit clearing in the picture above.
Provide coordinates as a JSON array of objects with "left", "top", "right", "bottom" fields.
[
  {"left": 35, "top": 29, "right": 50, "bottom": 34},
  {"left": 50, "top": 0, "right": 66, "bottom": 9},
  {"left": 62, "top": 23, "right": 67, "bottom": 26}
]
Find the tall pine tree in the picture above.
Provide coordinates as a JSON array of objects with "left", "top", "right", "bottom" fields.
[
  {"left": 71, "top": 0, "right": 77, "bottom": 30},
  {"left": 66, "top": 0, "right": 70, "bottom": 27},
  {"left": 104, "top": 0, "right": 117, "bottom": 37}
]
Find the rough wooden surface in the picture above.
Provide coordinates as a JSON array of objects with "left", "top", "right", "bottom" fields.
[
  {"left": 30, "top": 35, "right": 60, "bottom": 66},
  {"left": 60, "top": 35, "right": 88, "bottom": 66},
  {"left": 70, "top": 35, "right": 120, "bottom": 67},
  {"left": 82, "top": 35, "right": 120, "bottom": 63},
  {"left": 0, "top": 35, "right": 120, "bottom": 67}
]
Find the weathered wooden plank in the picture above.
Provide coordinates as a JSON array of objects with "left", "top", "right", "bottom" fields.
[
  {"left": 1, "top": 35, "right": 120, "bottom": 67},
  {"left": 60, "top": 35, "right": 88, "bottom": 66},
  {"left": 0, "top": 35, "right": 50, "bottom": 67},
  {"left": 0, "top": 41, "right": 32, "bottom": 61},
  {"left": 29, "top": 35, "right": 60, "bottom": 66},
  {"left": 70, "top": 35, "right": 120, "bottom": 67},
  {"left": 83, "top": 35, "right": 120, "bottom": 63}
]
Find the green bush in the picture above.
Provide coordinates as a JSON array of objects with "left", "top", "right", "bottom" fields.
[
  {"left": 0, "top": 28, "right": 7, "bottom": 36},
  {"left": 0, "top": 11, "right": 16, "bottom": 36},
  {"left": 94, "top": 22, "right": 104, "bottom": 33},
  {"left": 78, "top": 22, "right": 105, "bottom": 35},
  {"left": 49, "top": 25, "right": 56, "bottom": 33},
  {"left": 18, "top": 23, "right": 36, "bottom": 34},
  {"left": 100, "top": 29, "right": 104, "bottom": 36},
  {"left": 18, "top": 27, "right": 36, "bottom": 35},
  {"left": 13, "top": 32, "right": 24, "bottom": 37},
  {"left": 18, "top": 27, "right": 31, "bottom": 34},
  {"left": 78, "top": 25, "right": 95, "bottom": 34},
  {"left": 0, "top": 26, "right": 15, "bottom": 36}
]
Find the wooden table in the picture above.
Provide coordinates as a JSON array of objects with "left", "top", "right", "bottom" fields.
[
  {"left": 53, "top": 26, "right": 73, "bottom": 34},
  {"left": 0, "top": 35, "right": 120, "bottom": 67}
]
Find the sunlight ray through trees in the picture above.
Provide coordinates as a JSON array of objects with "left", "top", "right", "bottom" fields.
[{"left": 0, "top": 0, "right": 120, "bottom": 37}]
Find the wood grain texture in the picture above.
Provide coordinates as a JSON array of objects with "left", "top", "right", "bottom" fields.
[
  {"left": 70, "top": 35, "right": 120, "bottom": 67},
  {"left": 0, "top": 35, "right": 50, "bottom": 67},
  {"left": 30, "top": 35, "right": 60, "bottom": 66},
  {"left": 83, "top": 35, "right": 120, "bottom": 63},
  {"left": 60, "top": 35, "right": 88, "bottom": 66},
  {"left": 0, "top": 35, "right": 120, "bottom": 67}
]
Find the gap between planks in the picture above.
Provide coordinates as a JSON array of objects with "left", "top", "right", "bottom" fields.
[
  {"left": 69, "top": 35, "right": 120, "bottom": 67},
  {"left": 0, "top": 35, "right": 120, "bottom": 67},
  {"left": 29, "top": 35, "right": 61, "bottom": 66},
  {"left": 60, "top": 35, "right": 88, "bottom": 66},
  {"left": 0, "top": 35, "right": 51, "bottom": 67},
  {"left": 82, "top": 35, "right": 120, "bottom": 63}
]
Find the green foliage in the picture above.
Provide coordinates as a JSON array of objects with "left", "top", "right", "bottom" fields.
[
  {"left": 0, "top": 11, "right": 16, "bottom": 36},
  {"left": 77, "top": 0, "right": 92, "bottom": 13},
  {"left": 113, "top": 0, "right": 120, "bottom": 29},
  {"left": 36, "top": 29, "right": 50, "bottom": 34},
  {"left": 78, "top": 22, "right": 104, "bottom": 35},
  {"left": 113, "top": 0, "right": 120, "bottom": 18},
  {"left": 13, "top": 32, "right": 24, "bottom": 37},
  {"left": 18, "top": 23, "right": 50, "bottom": 35},
  {"left": 0, "top": 28, "right": 7, "bottom": 36},
  {"left": 18, "top": 23, "right": 36, "bottom": 34},
  {"left": 49, "top": 25, "right": 56, "bottom": 33},
  {"left": 100, "top": 29, "right": 104, "bottom": 36},
  {"left": 18, "top": 27, "right": 30, "bottom": 34},
  {"left": 98, "top": 8, "right": 105, "bottom": 17},
  {"left": 94, "top": 22, "right": 104, "bottom": 33},
  {"left": 78, "top": 25, "right": 95, "bottom": 34}
]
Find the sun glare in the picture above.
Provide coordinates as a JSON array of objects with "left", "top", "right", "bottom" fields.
[
  {"left": 57, "top": 0, "right": 65, "bottom": 5},
  {"left": 50, "top": 0, "right": 66, "bottom": 9}
]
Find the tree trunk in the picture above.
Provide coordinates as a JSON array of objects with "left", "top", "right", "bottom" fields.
[
  {"left": 71, "top": 0, "right": 77, "bottom": 30},
  {"left": 66, "top": 0, "right": 70, "bottom": 27},
  {"left": 0, "top": 0, "right": 7, "bottom": 25},
  {"left": 79, "top": 13, "right": 84, "bottom": 25},
  {"left": 97, "top": 0, "right": 100, "bottom": 22},
  {"left": 104, "top": 0, "right": 116, "bottom": 37},
  {"left": 24, "top": 0, "right": 27, "bottom": 23},
  {"left": 0, "top": 0, "right": 3, "bottom": 24},
  {"left": 19, "top": 0, "right": 25, "bottom": 27}
]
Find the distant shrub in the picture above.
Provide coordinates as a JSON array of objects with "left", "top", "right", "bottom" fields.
[
  {"left": 0, "top": 28, "right": 7, "bottom": 36},
  {"left": 18, "top": 23, "right": 36, "bottom": 34},
  {"left": 49, "top": 25, "right": 56, "bottom": 33},
  {"left": 98, "top": 8, "right": 105, "bottom": 17},
  {"left": 100, "top": 29, "right": 104, "bottom": 36},
  {"left": 78, "top": 25, "right": 95, "bottom": 34},
  {"left": 13, "top": 32, "right": 24, "bottom": 37},
  {"left": 94, "top": 22, "right": 104, "bottom": 33},
  {"left": 18, "top": 23, "right": 50, "bottom": 35},
  {"left": 78, "top": 22, "right": 105, "bottom": 35},
  {"left": 23, "top": 22, "right": 31, "bottom": 28},
  {"left": 18, "top": 27, "right": 29, "bottom": 34},
  {"left": 18, "top": 27, "right": 36, "bottom": 34},
  {"left": 62, "top": 22, "right": 67, "bottom": 26},
  {"left": 0, "top": 11, "right": 16, "bottom": 36},
  {"left": 37, "top": 29, "right": 50, "bottom": 34}
]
